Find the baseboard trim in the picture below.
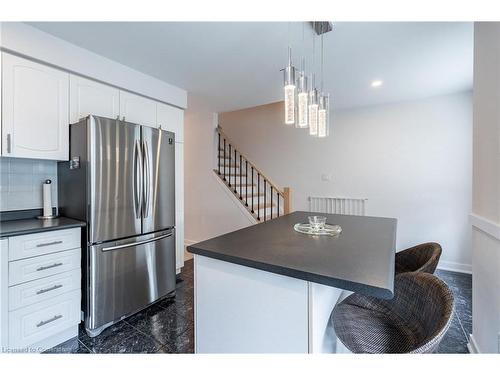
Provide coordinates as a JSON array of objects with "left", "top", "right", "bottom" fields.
[
  {"left": 437, "top": 260, "right": 472, "bottom": 274},
  {"left": 467, "top": 334, "right": 480, "bottom": 353},
  {"left": 470, "top": 213, "right": 500, "bottom": 241}
]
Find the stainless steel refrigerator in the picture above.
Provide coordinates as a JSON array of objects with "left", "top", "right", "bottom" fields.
[{"left": 58, "top": 115, "right": 176, "bottom": 337}]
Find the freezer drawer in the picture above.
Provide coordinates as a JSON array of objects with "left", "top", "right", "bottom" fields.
[{"left": 86, "top": 230, "right": 176, "bottom": 335}]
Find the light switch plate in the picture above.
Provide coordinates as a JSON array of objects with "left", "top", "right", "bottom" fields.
[{"left": 321, "top": 173, "right": 332, "bottom": 182}]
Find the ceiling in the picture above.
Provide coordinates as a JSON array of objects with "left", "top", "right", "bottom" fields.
[{"left": 28, "top": 22, "right": 473, "bottom": 112}]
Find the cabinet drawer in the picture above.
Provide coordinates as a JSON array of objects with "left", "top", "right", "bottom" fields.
[
  {"left": 8, "top": 228, "right": 81, "bottom": 261},
  {"left": 9, "top": 249, "right": 80, "bottom": 286},
  {"left": 9, "top": 290, "right": 81, "bottom": 349},
  {"left": 9, "top": 269, "right": 81, "bottom": 311}
]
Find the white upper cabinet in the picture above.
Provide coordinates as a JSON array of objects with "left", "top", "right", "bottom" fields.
[
  {"left": 157, "top": 102, "right": 184, "bottom": 142},
  {"left": 1, "top": 53, "right": 69, "bottom": 160},
  {"left": 119, "top": 91, "right": 157, "bottom": 128},
  {"left": 69, "top": 75, "right": 119, "bottom": 124}
]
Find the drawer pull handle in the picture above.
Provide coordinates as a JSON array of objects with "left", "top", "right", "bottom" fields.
[
  {"left": 36, "top": 314, "right": 63, "bottom": 328},
  {"left": 36, "top": 240, "right": 63, "bottom": 248},
  {"left": 36, "top": 284, "right": 63, "bottom": 295},
  {"left": 36, "top": 262, "right": 63, "bottom": 271}
]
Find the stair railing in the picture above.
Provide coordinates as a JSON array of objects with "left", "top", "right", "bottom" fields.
[{"left": 215, "top": 126, "right": 292, "bottom": 222}]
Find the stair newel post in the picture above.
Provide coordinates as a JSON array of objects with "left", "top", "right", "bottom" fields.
[
  {"left": 283, "top": 187, "right": 292, "bottom": 214},
  {"left": 223, "top": 138, "right": 226, "bottom": 181},
  {"left": 218, "top": 132, "right": 221, "bottom": 175},
  {"left": 257, "top": 173, "right": 261, "bottom": 221},
  {"left": 245, "top": 160, "right": 249, "bottom": 206},
  {"left": 228, "top": 144, "right": 232, "bottom": 187}
]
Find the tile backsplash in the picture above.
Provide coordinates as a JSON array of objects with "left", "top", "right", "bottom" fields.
[{"left": 0, "top": 157, "right": 58, "bottom": 212}]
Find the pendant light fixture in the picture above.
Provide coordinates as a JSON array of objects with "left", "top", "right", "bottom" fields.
[
  {"left": 308, "top": 23, "right": 319, "bottom": 136},
  {"left": 281, "top": 21, "right": 333, "bottom": 136},
  {"left": 296, "top": 24, "right": 308, "bottom": 128},
  {"left": 283, "top": 47, "right": 296, "bottom": 125},
  {"left": 317, "top": 34, "right": 329, "bottom": 138},
  {"left": 297, "top": 63, "right": 308, "bottom": 128}
]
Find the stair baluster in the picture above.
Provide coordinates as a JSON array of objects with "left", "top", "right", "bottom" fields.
[
  {"left": 215, "top": 126, "right": 291, "bottom": 223},
  {"left": 228, "top": 144, "right": 232, "bottom": 187}
]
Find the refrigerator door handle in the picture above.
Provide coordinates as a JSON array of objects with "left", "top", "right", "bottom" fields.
[
  {"left": 101, "top": 232, "right": 173, "bottom": 252},
  {"left": 134, "top": 139, "right": 143, "bottom": 219},
  {"left": 142, "top": 139, "right": 151, "bottom": 218}
]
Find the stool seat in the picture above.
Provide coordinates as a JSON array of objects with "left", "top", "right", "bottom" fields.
[{"left": 332, "top": 272, "right": 454, "bottom": 353}]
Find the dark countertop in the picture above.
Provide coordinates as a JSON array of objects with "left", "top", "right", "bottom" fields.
[
  {"left": 188, "top": 211, "right": 397, "bottom": 299},
  {"left": 0, "top": 217, "right": 86, "bottom": 238}
]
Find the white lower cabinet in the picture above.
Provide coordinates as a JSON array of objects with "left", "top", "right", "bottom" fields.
[
  {"left": 9, "top": 290, "right": 81, "bottom": 349},
  {"left": 9, "top": 270, "right": 81, "bottom": 311},
  {"left": 0, "top": 228, "right": 82, "bottom": 352}
]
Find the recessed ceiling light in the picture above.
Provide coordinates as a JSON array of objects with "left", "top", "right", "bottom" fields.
[{"left": 371, "top": 80, "right": 383, "bottom": 88}]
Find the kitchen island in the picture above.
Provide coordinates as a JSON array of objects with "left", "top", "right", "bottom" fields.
[{"left": 187, "top": 211, "right": 397, "bottom": 353}]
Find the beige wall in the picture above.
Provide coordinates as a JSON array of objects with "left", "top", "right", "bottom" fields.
[
  {"left": 184, "top": 94, "right": 253, "bottom": 244},
  {"left": 219, "top": 92, "right": 473, "bottom": 271}
]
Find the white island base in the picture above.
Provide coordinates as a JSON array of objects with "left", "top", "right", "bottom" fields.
[{"left": 194, "top": 255, "right": 350, "bottom": 353}]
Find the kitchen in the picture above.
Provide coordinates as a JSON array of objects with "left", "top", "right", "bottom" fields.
[
  {"left": 0, "top": 22, "right": 187, "bottom": 352},
  {"left": 0, "top": 10, "right": 498, "bottom": 373}
]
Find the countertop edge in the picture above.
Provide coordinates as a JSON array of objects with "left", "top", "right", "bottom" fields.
[
  {"left": 187, "top": 245, "right": 394, "bottom": 299},
  {"left": 0, "top": 219, "right": 86, "bottom": 238}
]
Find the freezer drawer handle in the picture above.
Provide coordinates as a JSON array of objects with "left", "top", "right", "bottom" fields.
[
  {"left": 101, "top": 232, "right": 173, "bottom": 252},
  {"left": 36, "top": 262, "right": 63, "bottom": 271},
  {"left": 36, "top": 314, "right": 63, "bottom": 328},
  {"left": 36, "top": 240, "right": 63, "bottom": 248},
  {"left": 36, "top": 284, "right": 63, "bottom": 295}
]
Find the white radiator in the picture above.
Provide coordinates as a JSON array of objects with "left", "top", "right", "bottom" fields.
[{"left": 308, "top": 196, "right": 367, "bottom": 216}]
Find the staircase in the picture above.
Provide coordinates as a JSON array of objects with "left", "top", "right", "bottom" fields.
[{"left": 214, "top": 126, "right": 292, "bottom": 222}]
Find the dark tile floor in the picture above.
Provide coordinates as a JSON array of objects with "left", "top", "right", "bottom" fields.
[
  {"left": 45, "top": 262, "right": 471, "bottom": 354},
  {"left": 435, "top": 269, "right": 472, "bottom": 354}
]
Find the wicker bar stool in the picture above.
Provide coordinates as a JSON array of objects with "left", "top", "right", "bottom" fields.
[
  {"left": 332, "top": 272, "right": 454, "bottom": 353},
  {"left": 395, "top": 242, "right": 442, "bottom": 274}
]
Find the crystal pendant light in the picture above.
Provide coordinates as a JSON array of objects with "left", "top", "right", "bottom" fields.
[
  {"left": 297, "top": 59, "right": 308, "bottom": 128},
  {"left": 308, "top": 75, "right": 319, "bottom": 136},
  {"left": 283, "top": 47, "right": 296, "bottom": 125},
  {"left": 318, "top": 93, "right": 329, "bottom": 137},
  {"left": 317, "top": 34, "right": 329, "bottom": 138}
]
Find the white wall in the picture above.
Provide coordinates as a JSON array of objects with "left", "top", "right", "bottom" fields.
[
  {"left": 219, "top": 92, "right": 472, "bottom": 272},
  {"left": 184, "top": 94, "right": 254, "bottom": 244},
  {"left": 470, "top": 22, "right": 500, "bottom": 354}
]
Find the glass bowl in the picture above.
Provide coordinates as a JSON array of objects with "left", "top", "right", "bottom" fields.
[{"left": 308, "top": 216, "right": 327, "bottom": 231}]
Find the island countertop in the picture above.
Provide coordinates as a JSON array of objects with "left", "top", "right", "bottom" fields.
[{"left": 188, "top": 211, "right": 397, "bottom": 299}]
